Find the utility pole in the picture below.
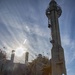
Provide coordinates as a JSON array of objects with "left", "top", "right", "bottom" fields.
[{"left": 46, "top": 0, "right": 67, "bottom": 75}]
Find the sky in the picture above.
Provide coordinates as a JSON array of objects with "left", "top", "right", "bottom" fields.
[{"left": 0, "top": 0, "right": 75, "bottom": 75}]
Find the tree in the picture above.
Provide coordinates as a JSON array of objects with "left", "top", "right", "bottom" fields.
[
  {"left": 0, "top": 49, "right": 6, "bottom": 75},
  {"left": 28, "top": 54, "right": 50, "bottom": 75},
  {"left": 0, "top": 49, "right": 6, "bottom": 60}
]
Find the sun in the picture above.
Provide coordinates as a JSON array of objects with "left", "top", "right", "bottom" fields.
[{"left": 15, "top": 46, "right": 26, "bottom": 57}]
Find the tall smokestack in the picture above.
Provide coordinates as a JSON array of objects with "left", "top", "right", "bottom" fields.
[
  {"left": 25, "top": 52, "right": 29, "bottom": 64},
  {"left": 11, "top": 50, "right": 15, "bottom": 63}
]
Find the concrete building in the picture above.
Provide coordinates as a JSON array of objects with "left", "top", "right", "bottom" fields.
[
  {"left": 0, "top": 51, "right": 30, "bottom": 75},
  {"left": 0, "top": 50, "right": 50, "bottom": 75},
  {"left": 45, "top": 0, "right": 67, "bottom": 75}
]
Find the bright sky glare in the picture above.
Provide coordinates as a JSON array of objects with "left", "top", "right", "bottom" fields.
[{"left": 15, "top": 46, "right": 26, "bottom": 57}]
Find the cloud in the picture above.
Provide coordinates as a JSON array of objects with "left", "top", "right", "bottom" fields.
[
  {"left": 0, "top": 4, "right": 50, "bottom": 63},
  {"left": 0, "top": 1, "right": 75, "bottom": 73},
  {"left": 61, "top": 34, "right": 75, "bottom": 65}
]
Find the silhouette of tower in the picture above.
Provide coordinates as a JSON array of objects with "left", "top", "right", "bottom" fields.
[
  {"left": 11, "top": 50, "right": 15, "bottom": 63},
  {"left": 25, "top": 52, "right": 29, "bottom": 64},
  {"left": 46, "top": 0, "right": 67, "bottom": 75}
]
